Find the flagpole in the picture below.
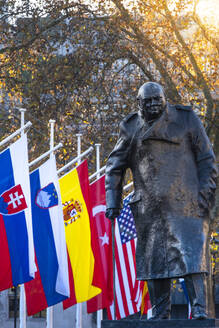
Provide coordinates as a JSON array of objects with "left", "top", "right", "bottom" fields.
[
  {"left": 95, "top": 144, "right": 103, "bottom": 328},
  {"left": 89, "top": 165, "right": 106, "bottom": 181},
  {"left": 14, "top": 286, "right": 18, "bottom": 328},
  {"left": 46, "top": 119, "right": 56, "bottom": 328},
  {"left": 29, "top": 143, "right": 63, "bottom": 168},
  {"left": 19, "top": 108, "right": 27, "bottom": 328},
  {"left": 57, "top": 146, "right": 93, "bottom": 175},
  {"left": 0, "top": 121, "right": 32, "bottom": 148},
  {"left": 76, "top": 133, "right": 83, "bottom": 328}
]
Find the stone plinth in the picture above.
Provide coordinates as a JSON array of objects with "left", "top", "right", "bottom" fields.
[{"left": 101, "top": 319, "right": 219, "bottom": 328}]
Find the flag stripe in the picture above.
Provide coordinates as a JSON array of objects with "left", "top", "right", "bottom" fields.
[
  {"left": 30, "top": 169, "right": 66, "bottom": 306},
  {"left": 130, "top": 240, "right": 137, "bottom": 285},
  {"left": 25, "top": 256, "right": 48, "bottom": 315},
  {"left": 77, "top": 162, "right": 91, "bottom": 218},
  {"left": 0, "top": 148, "right": 14, "bottom": 194},
  {"left": 63, "top": 251, "right": 77, "bottom": 310},
  {"left": 4, "top": 211, "right": 30, "bottom": 286},
  {"left": 0, "top": 214, "right": 13, "bottom": 290}
]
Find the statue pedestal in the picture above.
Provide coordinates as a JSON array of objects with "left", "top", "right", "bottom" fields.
[{"left": 101, "top": 319, "right": 219, "bottom": 328}]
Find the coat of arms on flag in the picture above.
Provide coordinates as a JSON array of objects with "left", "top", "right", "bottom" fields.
[
  {"left": 63, "top": 199, "right": 83, "bottom": 225},
  {"left": 0, "top": 184, "right": 27, "bottom": 215},
  {"left": 35, "top": 182, "right": 58, "bottom": 209}
]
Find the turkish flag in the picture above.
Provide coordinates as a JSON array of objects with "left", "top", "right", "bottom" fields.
[{"left": 87, "top": 175, "right": 113, "bottom": 313}]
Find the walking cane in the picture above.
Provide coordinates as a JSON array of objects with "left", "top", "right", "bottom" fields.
[{"left": 112, "top": 219, "right": 116, "bottom": 321}]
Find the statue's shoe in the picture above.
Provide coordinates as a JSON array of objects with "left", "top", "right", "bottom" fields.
[{"left": 192, "top": 306, "right": 208, "bottom": 320}]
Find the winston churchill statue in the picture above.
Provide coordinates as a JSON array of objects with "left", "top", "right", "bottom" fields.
[{"left": 105, "top": 82, "right": 217, "bottom": 320}]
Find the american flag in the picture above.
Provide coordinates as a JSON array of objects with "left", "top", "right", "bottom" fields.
[{"left": 107, "top": 193, "right": 142, "bottom": 319}]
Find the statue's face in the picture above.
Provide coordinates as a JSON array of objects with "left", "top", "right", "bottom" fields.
[{"left": 138, "top": 83, "right": 166, "bottom": 122}]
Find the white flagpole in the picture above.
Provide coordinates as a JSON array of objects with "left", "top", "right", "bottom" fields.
[
  {"left": 57, "top": 146, "right": 93, "bottom": 175},
  {"left": 19, "top": 108, "right": 27, "bottom": 328},
  {"left": 46, "top": 119, "right": 56, "bottom": 328},
  {"left": 89, "top": 166, "right": 106, "bottom": 181},
  {"left": 29, "top": 143, "right": 63, "bottom": 168},
  {"left": 76, "top": 133, "right": 83, "bottom": 328},
  {"left": 0, "top": 121, "right": 32, "bottom": 148},
  {"left": 95, "top": 144, "right": 101, "bottom": 178},
  {"left": 95, "top": 144, "right": 103, "bottom": 328},
  {"left": 76, "top": 133, "right": 82, "bottom": 165}
]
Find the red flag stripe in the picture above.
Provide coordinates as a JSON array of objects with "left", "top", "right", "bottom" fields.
[
  {"left": 25, "top": 255, "right": 48, "bottom": 315},
  {"left": 0, "top": 214, "right": 13, "bottom": 290},
  {"left": 63, "top": 251, "right": 76, "bottom": 310}
]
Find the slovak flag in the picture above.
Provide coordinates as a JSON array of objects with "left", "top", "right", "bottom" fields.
[
  {"left": 25, "top": 156, "right": 70, "bottom": 315},
  {"left": 0, "top": 135, "right": 36, "bottom": 291}
]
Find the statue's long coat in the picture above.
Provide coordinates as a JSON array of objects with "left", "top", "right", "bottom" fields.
[{"left": 105, "top": 105, "right": 217, "bottom": 280}]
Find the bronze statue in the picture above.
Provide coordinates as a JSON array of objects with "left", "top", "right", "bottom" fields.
[{"left": 105, "top": 82, "right": 218, "bottom": 320}]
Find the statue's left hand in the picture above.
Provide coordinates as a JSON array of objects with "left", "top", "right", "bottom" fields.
[{"left": 105, "top": 208, "right": 120, "bottom": 221}]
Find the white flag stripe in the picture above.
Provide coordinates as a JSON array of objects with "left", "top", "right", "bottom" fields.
[
  {"left": 39, "top": 158, "right": 69, "bottom": 297},
  {"left": 126, "top": 241, "right": 136, "bottom": 286},
  {"left": 10, "top": 135, "right": 36, "bottom": 277},
  {"left": 115, "top": 263, "right": 125, "bottom": 319},
  {"left": 147, "top": 308, "right": 152, "bottom": 319},
  {"left": 134, "top": 282, "right": 141, "bottom": 303},
  {"left": 137, "top": 291, "right": 142, "bottom": 310}
]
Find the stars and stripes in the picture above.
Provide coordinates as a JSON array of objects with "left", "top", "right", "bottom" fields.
[
  {"left": 117, "top": 194, "right": 137, "bottom": 244},
  {"left": 107, "top": 193, "right": 142, "bottom": 320}
]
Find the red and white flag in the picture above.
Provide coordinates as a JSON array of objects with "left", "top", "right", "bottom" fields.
[
  {"left": 107, "top": 193, "right": 142, "bottom": 320},
  {"left": 87, "top": 175, "right": 113, "bottom": 313}
]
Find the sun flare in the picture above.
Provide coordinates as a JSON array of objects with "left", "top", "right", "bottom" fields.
[{"left": 196, "top": 0, "right": 219, "bottom": 27}]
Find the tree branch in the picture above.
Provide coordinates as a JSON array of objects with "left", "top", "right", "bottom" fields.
[
  {"left": 110, "top": 0, "right": 181, "bottom": 102},
  {"left": 163, "top": 0, "right": 215, "bottom": 127}
]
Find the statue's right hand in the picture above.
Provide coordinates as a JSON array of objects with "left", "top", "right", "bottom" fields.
[{"left": 105, "top": 208, "right": 120, "bottom": 221}]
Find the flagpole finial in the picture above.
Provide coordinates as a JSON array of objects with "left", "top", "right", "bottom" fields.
[{"left": 19, "top": 108, "right": 26, "bottom": 113}]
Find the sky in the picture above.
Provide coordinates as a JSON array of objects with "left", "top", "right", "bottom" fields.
[{"left": 15, "top": 0, "right": 219, "bottom": 27}]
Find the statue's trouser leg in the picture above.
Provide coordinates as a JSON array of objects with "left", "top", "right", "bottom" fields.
[
  {"left": 184, "top": 273, "right": 208, "bottom": 319},
  {"left": 147, "top": 278, "right": 171, "bottom": 319}
]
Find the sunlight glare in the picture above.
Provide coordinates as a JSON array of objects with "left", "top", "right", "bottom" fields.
[{"left": 196, "top": 0, "right": 219, "bottom": 27}]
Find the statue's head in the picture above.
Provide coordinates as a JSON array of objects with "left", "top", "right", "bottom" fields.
[{"left": 137, "top": 82, "right": 166, "bottom": 122}]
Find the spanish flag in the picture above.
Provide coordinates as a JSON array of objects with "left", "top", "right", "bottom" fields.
[{"left": 59, "top": 160, "right": 101, "bottom": 308}]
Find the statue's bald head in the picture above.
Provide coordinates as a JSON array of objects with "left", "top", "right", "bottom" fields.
[{"left": 137, "top": 82, "right": 166, "bottom": 123}]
